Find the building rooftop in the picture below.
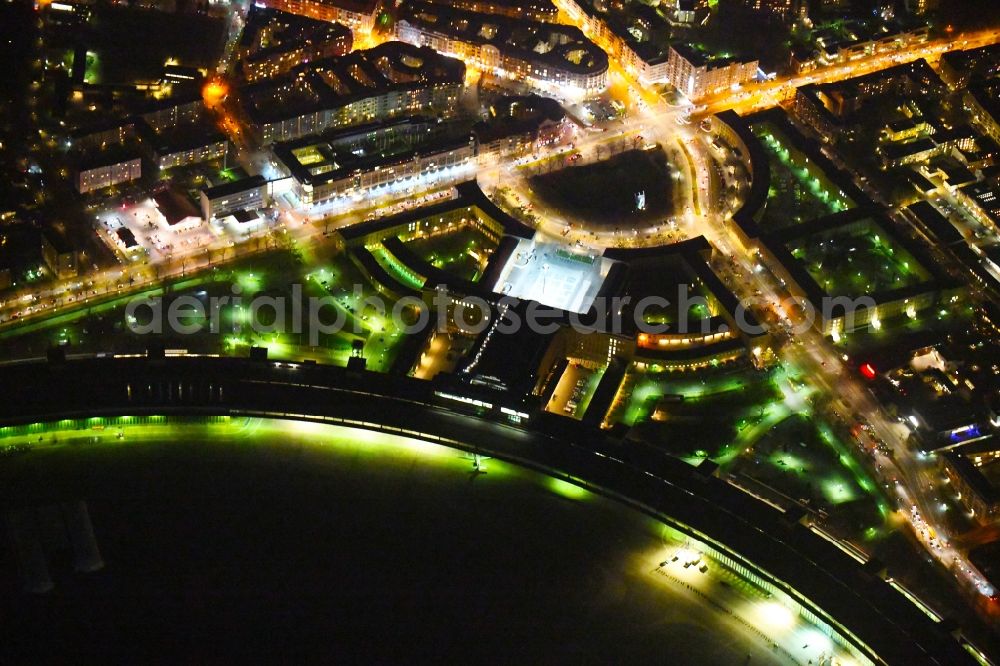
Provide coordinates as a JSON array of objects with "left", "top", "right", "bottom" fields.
[
  {"left": 472, "top": 94, "right": 565, "bottom": 144},
  {"left": 941, "top": 43, "right": 1000, "bottom": 85},
  {"left": 807, "top": 59, "right": 945, "bottom": 106},
  {"left": 231, "top": 209, "right": 262, "bottom": 224},
  {"left": 143, "top": 117, "right": 228, "bottom": 157},
  {"left": 238, "top": 6, "right": 352, "bottom": 67},
  {"left": 603, "top": 236, "right": 756, "bottom": 337},
  {"left": 398, "top": 1, "right": 608, "bottom": 77},
  {"left": 272, "top": 116, "right": 468, "bottom": 187},
  {"left": 69, "top": 117, "right": 136, "bottom": 143},
  {"left": 239, "top": 41, "right": 465, "bottom": 126},
  {"left": 573, "top": 0, "right": 672, "bottom": 63},
  {"left": 116, "top": 226, "right": 139, "bottom": 248},
  {"left": 965, "top": 134, "right": 1000, "bottom": 163},
  {"left": 338, "top": 180, "right": 534, "bottom": 247},
  {"left": 161, "top": 65, "right": 204, "bottom": 87},
  {"left": 944, "top": 453, "right": 1000, "bottom": 504},
  {"left": 960, "top": 179, "right": 1000, "bottom": 225},
  {"left": 907, "top": 201, "right": 963, "bottom": 246},
  {"left": 904, "top": 169, "right": 938, "bottom": 195},
  {"left": 201, "top": 174, "right": 268, "bottom": 200},
  {"left": 669, "top": 43, "right": 750, "bottom": 69},
  {"left": 74, "top": 143, "right": 144, "bottom": 171},
  {"left": 969, "top": 78, "right": 1000, "bottom": 127},
  {"left": 458, "top": 299, "right": 557, "bottom": 393},
  {"left": 760, "top": 207, "right": 957, "bottom": 308},
  {"left": 137, "top": 93, "right": 204, "bottom": 118},
  {"left": 887, "top": 118, "right": 919, "bottom": 133},
  {"left": 878, "top": 137, "right": 937, "bottom": 161},
  {"left": 937, "top": 162, "right": 978, "bottom": 189},
  {"left": 153, "top": 188, "right": 200, "bottom": 226}
]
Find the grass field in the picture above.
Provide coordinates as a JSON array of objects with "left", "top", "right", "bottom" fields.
[
  {"left": 788, "top": 224, "right": 930, "bottom": 298},
  {"left": 0, "top": 248, "right": 413, "bottom": 372},
  {"left": 751, "top": 122, "right": 853, "bottom": 232},
  {"left": 401, "top": 223, "right": 498, "bottom": 283},
  {"left": 529, "top": 147, "right": 675, "bottom": 228}
]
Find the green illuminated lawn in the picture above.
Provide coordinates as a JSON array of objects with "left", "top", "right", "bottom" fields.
[
  {"left": 620, "top": 368, "right": 783, "bottom": 461},
  {"left": 620, "top": 370, "right": 774, "bottom": 426},
  {"left": 787, "top": 223, "right": 931, "bottom": 298},
  {"left": 727, "top": 414, "right": 887, "bottom": 529},
  {"left": 301, "top": 252, "right": 416, "bottom": 372},
  {"left": 0, "top": 249, "right": 412, "bottom": 373},
  {"left": 401, "top": 224, "right": 498, "bottom": 283},
  {"left": 751, "top": 122, "right": 854, "bottom": 232},
  {"left": 634, "top": 282, "right": 716, "bottom": 327}
]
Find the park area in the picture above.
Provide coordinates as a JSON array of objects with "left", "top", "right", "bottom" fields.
[
  {"left": 0, "top": 248, "right": 416, "bottom": 373},
  {"left": 787, "top": 221, "right": 931, "bottom": 298},
  {"left": 728, "top": 415, "right": 874, "bottom": 508},
  {"left": 528, "top": 147, "right": 676, "bottom": 228},
  {"left": 400, "top": 221, "right": 499, "bottom": 283},
  {"left": 611, "top": 367, "right": 784, "bottom": 461},
  {"left": 751, "top": 122, "right": 854, "bottom": 233},
  {"left": 636, "top": 296, "right": 713, "bottom": 330},
  {"left": 612, "top": 367, "right": 887, "bottom": 537},
  {"left": 726, "top": 414, "right": 887, "bottom": 536}
]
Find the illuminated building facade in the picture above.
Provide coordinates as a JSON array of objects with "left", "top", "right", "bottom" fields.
[
  {"left": 75, "top": 151, "right": 143, "bottom": 194},
  {"left": 965, "top": 81, "right": 1000, "bottom": 146},
  {"left": 395, "top": 2, "right": 608, "bottom": 96},
  {"left": 793, "top": 27, "right": 930, "bottom": 73},
  {"left": 755, "top": 212, "right": 962, "bottom": 336},
  {"left": 153, "top": 140, "right": 228, "bottom": 170},
  {"left": 273, "top": 120, "right": 476, "bottom": 206},
  {"left": 139, "top": 96, "right": 205, "bottom": 133},
  {"left": 236, "top": 6, "right": 353, "bottom": 83},
  {"left": 415, "top": 0, "right": 558, "bottom": 22},
  {"left": 941, "top": 452, "right": 1000, "bottom": 525},
  {"left": 200, "top": 175, "right": 269, "bottom": 221},
  {"left": 238, "top": 42, "right": 465, "bottom": 144},
  {"left": 558, "top": 0, "right": 672, "bottom": 84},
  {"left": 257, "top": 0, "right": 379, "bottom": 33},
  {"left": 472, "top": 94, "right": 569, "bottom": 160},
  {"left": 145, "top": 119, "right": 229, "bottom": 170},
  {"left": 665, "top": 45, "right": 758, "bottom": 101}
]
